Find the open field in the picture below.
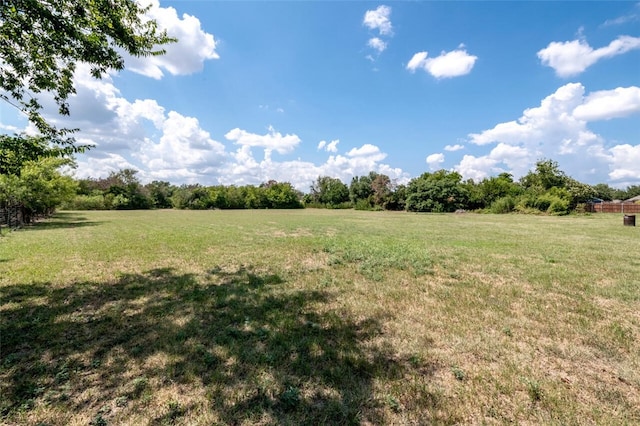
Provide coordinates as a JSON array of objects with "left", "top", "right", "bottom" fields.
[{"left": 1, "top": 209, "right": 638, "bottom": 425}]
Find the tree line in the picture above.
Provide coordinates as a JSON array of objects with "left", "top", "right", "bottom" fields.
[
  {"left": 2, "top": 134, "right": 640, "bottom": 228},
  {"left": 64, "top": 160, "right": 640, "bottom": 215}
]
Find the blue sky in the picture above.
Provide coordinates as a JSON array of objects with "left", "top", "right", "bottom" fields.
[{"left": 2, "top": 1, "right": 639, "bottom": 190}]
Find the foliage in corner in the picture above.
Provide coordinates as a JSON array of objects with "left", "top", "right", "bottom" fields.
[{"left": 0, "top": 0, "right": 175, "bottom": 143}]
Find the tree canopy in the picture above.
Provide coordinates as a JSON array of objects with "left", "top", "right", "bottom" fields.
[{"left": 0, "top": 0, "right": 174, "bottom": 141}]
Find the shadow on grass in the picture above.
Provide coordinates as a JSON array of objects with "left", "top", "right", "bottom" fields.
[
  {"left": 24, "top": 212, "right": 103, "bottom": 230},
  {"left": 0, "top": 266, "right": 423, "bottom": 424}
]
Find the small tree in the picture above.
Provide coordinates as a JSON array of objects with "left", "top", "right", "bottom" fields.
[
  {"left": 309, "top": 176, "right": 349, "bottom": 208},
  {"left": 405, "top": 170, "right": 469, "bottom": 212}
]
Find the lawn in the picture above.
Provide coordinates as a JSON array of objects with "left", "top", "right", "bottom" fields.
[{"left": 1, "top": 209, "right": 638, "bottom": 425}]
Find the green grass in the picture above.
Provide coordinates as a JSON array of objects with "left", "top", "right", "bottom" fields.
[{"left": 1, "top": 209, "right": 639, "bottom": 425}]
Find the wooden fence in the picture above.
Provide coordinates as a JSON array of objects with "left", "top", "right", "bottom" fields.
[{"left": 587, "top": 202, "right": 640, "bottom": 214}]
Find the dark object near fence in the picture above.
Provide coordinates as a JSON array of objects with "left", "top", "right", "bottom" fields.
[
  {"left": 0, "top": 205, "right": 24, "bottom": 229},
  {"left": 623, "top": 215, "right": 636, "bottom": 227}
]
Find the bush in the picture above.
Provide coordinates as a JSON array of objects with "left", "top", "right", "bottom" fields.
[
  {"left": 548, "top": 197, "right": 570, "bottom": 215},
  {"left": 62, "top": 195, "right": 106, "bottom": 210},
  {"left": 535, "top": 193, "right": 570, "bottom": 215},
  {"left": 354, "top": 199, "right": 373, "bottom": 210},
  {"left": 489, "top": 196, "right": 516, "bottom": 214}
]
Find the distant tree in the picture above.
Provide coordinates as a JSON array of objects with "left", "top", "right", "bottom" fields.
[
  {"left": 349, "top": 174, "right": 374, "bottom": 209},
  {"left": 405, "top": 170, "right": 469, "bottom": 212},
  {"left": 371, "top": 173, "right": 393, "bottom": 209},
  {"left": 171, "top": 184, "right": 210, "bottom": 210},
  {"left": 564, "top": 178, "right": 596, "bottom": 208},
  {"left": 224, "top": 186, "right": 246, "bottom": 209},
  {"left": 0, "top": 134, "right": 77, "bottom": 222},
  {"left": 145, "top": 180, "right": 174, "bottom": 209},
  {"left": 592, "top": 183, "right": 616, "bottom": 201},
  {"left": 384, "top": 183, "right": 407, "bottom": 211},
  {"left": 520, "top": 159, "right": 567, "bottom": 191},
  {"left": 208, "top": 185, "right": 229, "bottom": 209},
  {"left": 475, "top": 173, "right": 522, "bottom": 209},
  {"left": 309, "top": 176, "right": 349, "bottom": 207},
  {"left": 100, "top": 169, "right": 151, "bottom": 209},
  {"left": 621, "top": 185, "right": 640, "bottom": 200},
  {"left": 262, "top": 181, "right": 303, "bottom": 209},
  {"left": 243, "top": 185, "right": 267, "bottom": 209},
  {"left": 7, "top": 157, "right": 77, "bottom": 222}
]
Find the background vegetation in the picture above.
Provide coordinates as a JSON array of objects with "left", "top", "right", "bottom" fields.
[
  {"left": 60, "top": 159, "right": 640, "bottom": 215},
  {"left": 3, "top": 132, "right": 640, "bottom": 231}
]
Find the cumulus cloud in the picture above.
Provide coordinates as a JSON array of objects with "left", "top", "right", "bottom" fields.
[
  {"left": 457, "top": 82, "right": 640, "bottom": 184},
  {"left": 138, "top": 111, "right": 226, "bottom": 177},
  {"left": 4, "top": 17, "right": 410, "bottom": 191},
  {"left": 444, "top": 144, "right": 465, "bottom": 152},
  {"left": 363, "top": 5, "right": 393, "bottom": 36},
  {"left": 537, "top": 35, "right": 640, "bottom": 77},
  {"left": 368, "top": 37, "right": 388, "bottom": 53},
  {"left": 426, "top": 153, "right": 445, "bottom": 170},
  {"left": 124, "top": 0, "right": 219, "bottom": 79},
  {"left": 363, "top": 6, "right": 393, "bottom": 59},
  {"left": 469, "top": 83, "right": 590, "bottom": 147},
  {"left": 606, "top": 144, "right": 640, "bottom": 181},
  {"left": 225, "top": 126, "right": 301, "bottom": 157},
  {"left": 454, "top": 144, "right": 534, "bottom": 182},
  {"left": 407, "top": 48, "right": 478, "bottom": 78},
  {"left": 318, "top": 139, "right": 340, "bottom": 153},
  {"left": 217, "top": 142, "right": 407, "bottom": 191},
  {"left": 573, "top": 86, "right": 640, "bottom": 120},
  {"left": 347, "top": 144, "right": 384, "bottom": 158}
]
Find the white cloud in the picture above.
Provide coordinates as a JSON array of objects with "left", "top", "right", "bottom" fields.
[
  {"left": 469, "top": 83, "right": 590, "bottom": 147},
  {"left": 224, "top": 126, "right": 301, "bottom": 155},
  {"left": 407, "top": 52, "right": 428, "bottom": 72},
  {"left": 573, "top": 86, "right": 640, "bottom": 121},
  {"left": 599, "top": 144, "right": 640, "bottom": 181},
  {"left": 602, "top": 14, "right": 640, "bottom": 27},
  {"left": 363, "top": 6, "right": 392, "bottom": 59},
  {"left": 124, "top": 0, "right": 219, "bottom": 79},
  {"left": 426, "top": 153, "right": 445, "bottom": 170},
  {"left": 4, "top": 26, "right": 410, "bottom": 191},
  {"left": 407, "top": 49, "right": 478, "bottom": 78},
  {"left": 537, "top": 35, "right": 640, "bottom": 77},
  {"left": 457, "top": 82, "right": 640, "bottom": 185},
  {"left": 318, "top": 139, "right": 339, "bottom": 153},
  {"left": 347, "top": 144, "right": 385, "bottom": 159},
  {"left": 363, "top": 5, "right": 393, "bottom": 36},
  {"left": 368, "top": 37, "right": 388, "bottom": 53},
  {"left": 444, "top": 144, "right": 464, "bottom": 152},
  {"left": 609, "top": 146, "right": 640, "bottom": 181},
  {"left": 454, "top": 155, "right": 499, "bottom": 181},
  {"left": 453, "top": 144, "right": 532, "bottom": 182},
  {"left": 138, "top": 111, "right": 226, "bottom": 179},
  {"left": 217, "top": 143, "right": 406, "bottom": 191}
]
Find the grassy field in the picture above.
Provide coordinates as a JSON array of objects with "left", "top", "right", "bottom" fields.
[{"left": 1, "top": 209, "right": 638, "bottom": 425}]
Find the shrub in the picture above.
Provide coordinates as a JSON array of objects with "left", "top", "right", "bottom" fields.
[
  {"left": 548, "top": 196, "right": 570, "bottom": 215},
  {"left": 62, "top": 195, "right": 106, "bottom": 210},
  {"left": 489, "top": 196, "right": 516, "bottom": 214},
  {"left": 354, "top": 198, "right": 373, "bottom": 210}
]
